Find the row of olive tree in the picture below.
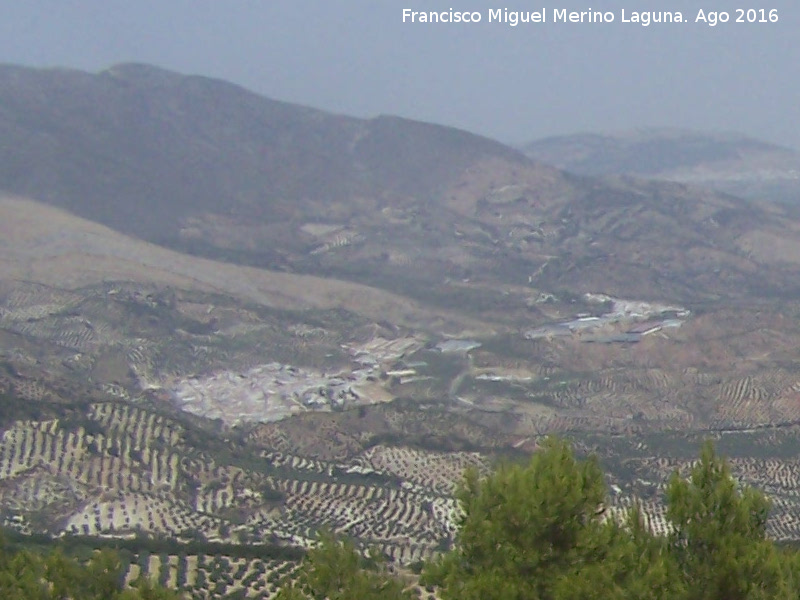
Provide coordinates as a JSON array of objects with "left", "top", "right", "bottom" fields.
[
  {"left": 278, "top": 438, "right": 800, "bottom": 600},
  {"left": 0, "top": 541, "right": 182, "bottom": 600}
]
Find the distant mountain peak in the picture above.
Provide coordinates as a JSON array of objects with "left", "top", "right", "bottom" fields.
[{"left": 523, "top": 129, "right": 800, "bottom": 203}]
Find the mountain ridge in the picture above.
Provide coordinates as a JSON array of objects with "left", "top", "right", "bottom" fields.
[
  {"left": 3, "top": 63, "right": 800, "bottom": 309},
  {"left": 0, "top": 62, "right": 533, "bottom": 241},
  {"left": 523, "top": 129, "right": 800, "bottom": 204}
]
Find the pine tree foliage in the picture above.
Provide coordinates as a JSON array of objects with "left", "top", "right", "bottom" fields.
[
  {"left": 666, "top": 440, "right": 795, "bottom": 600},
  {"left": 275, "top": 530, "right": 412, "bottom": 600},
  {"left": 420, "top": 437, "right": 800, "bottom": 599},
  {"left": 423, "top": 437, "right": 687, "bottom": 600},
  {"left": 278, "top": 438, "right": 800, "bottom": 599},
  {"left": 0, "top": 537, "right": 183, "bottom": 600}
]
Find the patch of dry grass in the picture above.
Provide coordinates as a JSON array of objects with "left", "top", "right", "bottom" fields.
[{"left": 0, "top": 195, "right": 496, "bottom": 335}]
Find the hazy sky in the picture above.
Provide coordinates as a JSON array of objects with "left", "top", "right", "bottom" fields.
[{"left": 1, "top": 1, "right": 797, "bottom": 149}]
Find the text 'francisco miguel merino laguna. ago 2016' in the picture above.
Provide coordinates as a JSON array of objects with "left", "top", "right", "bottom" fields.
[{"left": 402, "top": 9, "right": 780, "bottom": 27}]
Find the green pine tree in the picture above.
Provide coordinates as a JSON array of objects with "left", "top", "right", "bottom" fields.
[
  {"left": 422, "top": 437, "right": 667, "bottom": 600},
  {"left": 0, "top": 533, "right": 183, "bottom": 600},
  {"left": 666, "top": 440, "right": 795, "bottom": 600},
  {"left": 276, "top": 530, "right": 412, "bottom": 600}
]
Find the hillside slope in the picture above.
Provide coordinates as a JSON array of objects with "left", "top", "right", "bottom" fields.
[
  {"left": 0, "top": 195, "right": 488, "bottom": 334},
  {"left": 0, "top": 63, "right": 532, "bottom": 241},
  {"left": 7, "top": 64, "right": 800, "bottom": 310}
]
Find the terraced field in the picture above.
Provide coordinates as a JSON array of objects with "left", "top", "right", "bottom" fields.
[
  {"left": 7, "top": 275, "right": 800, "bottom": 597},
  {"left": 124, "top": 553, "right": 301, "bottom": 599},
  {"left": 0, "top": 393, "right": 480, "bottom": 555},
  {"left": 6, "top": 389, "right": 800, "bottom": 598}
]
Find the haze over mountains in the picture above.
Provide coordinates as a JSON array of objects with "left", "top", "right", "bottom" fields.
[
  {"left": 524, "top": 129, "right": 800, "bottom": 205},
  {"left": 3, "top": 63, "right": 800, "bottom": 310},
  {"left": 0, "top": 62, "right": 526, "bottom": 241},
  {"left": 4, "top": 62, "right": 800, "bottom": 596}
]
